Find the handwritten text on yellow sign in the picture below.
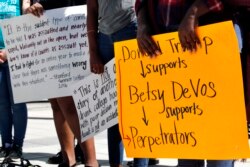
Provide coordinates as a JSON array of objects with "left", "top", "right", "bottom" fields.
[{"left": 114, "top": 21, "right": 249, "bottom": 159}]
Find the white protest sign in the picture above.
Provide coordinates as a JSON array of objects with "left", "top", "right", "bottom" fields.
[
  {"left": 0, "top": 5, "right": 90, "bottom": 103},
  {"left": 71, "top": 59, "right": 118, "bottom": 142}
]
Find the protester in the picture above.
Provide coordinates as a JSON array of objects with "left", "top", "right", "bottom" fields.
[
  {"left": 0, "top": 0, "right": 30, "bottom": 160},
  {"left": 135, "top": 0, "right": 234, "bottom": 167},
  {"left": 178, "top": 1, "right": 250, "bottom": 138},
  {"left": 235, "top": 3, "right": 250, "bottom": 139},
  {"left": 87, "top": 0, "right": 148, "bottom": 167},
  {"left": 178, "top": 0, "right": 250, "bottom": 164},
  {"left": 25, "top": 1, "right": 99, "bottom": 167}
]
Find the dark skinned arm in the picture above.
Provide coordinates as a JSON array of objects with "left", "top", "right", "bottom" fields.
[
  {"left": 136, "top": 3, "right": 161, "bottom": 57},
  {"left": 178, "top": 0, "right": 212, "bottom": 51}
]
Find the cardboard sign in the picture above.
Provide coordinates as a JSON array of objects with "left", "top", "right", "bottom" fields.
[
  {"left": 114, "top": 21, "right": 250, "bottom": 159},
  {"left": 0, "top": 5, "right": 90, "bottom": 103},
  {"left": 71, "top": 59, "right": 118, "bottom": 142}
]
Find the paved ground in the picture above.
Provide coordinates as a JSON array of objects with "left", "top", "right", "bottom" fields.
[
  {"left": 17, "top": 102, "right": 178, "bottom": 167},
  {"left": 1, "top": 102, "right": 250, "bottom": 167}
]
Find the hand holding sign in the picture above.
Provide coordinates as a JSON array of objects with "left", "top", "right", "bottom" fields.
[
  {"left": 71, "top": 59, "right": 118, "bottom": 142},
  {"left": 0, "top": 5, "right": 90, "bottom": 103},
  {"left": 114, "top": 21, "right": 250, "bottom": 159}
]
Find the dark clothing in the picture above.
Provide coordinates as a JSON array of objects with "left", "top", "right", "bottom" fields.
[
  {"left": 38, "top": 0, "right": 86, "bottom": 10},
  {"left": 135, "top": 0, "right": 230, "bottom": 34},
  {"left": 235, "top": 8, "right": 250, "bottom": 122},
  {"left": 135, "top": 0, "right": 194, "bottom": 34},
  {"left": 206, "top": 0, "right": 250, "bottom": 11},
  {"left": 222, "top": 0, "right": 250, "bottom": 8},
  {"left": 237, "top": 9, "right": 250, "bottom": 53},
  {"left": 155, "top": 1, "right": 194, "bottom": 33},
  {"left": 199, "top": 8, "right": 232, "bottom": 25}
]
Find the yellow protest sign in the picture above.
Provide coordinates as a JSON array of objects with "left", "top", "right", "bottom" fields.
[{"left": 114, "top": 21, "right": 250, "bottom": 159}]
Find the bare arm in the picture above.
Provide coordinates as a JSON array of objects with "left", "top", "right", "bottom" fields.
[
  {"left": 87, "top": 0, "right": 104, "bottom": 74},
  {"left": 178, "top": 0, "right": 212, "bottom": 51},
  {"left": 136, "top": 4, "right": 161, "bottom": 57}
]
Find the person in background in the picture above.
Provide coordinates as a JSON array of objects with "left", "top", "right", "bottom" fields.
[
  {"left": 0, "top": 0, "right": 30, "bottom": 160},
  {"left": 135, "top": 0, "right": 234, "bottom": 167},
  {"left": 87, "top": 0, "right": 148, "bottom": 167},
  {"left": 25, "top": 1, "right": 99, "bottom": 167}
]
